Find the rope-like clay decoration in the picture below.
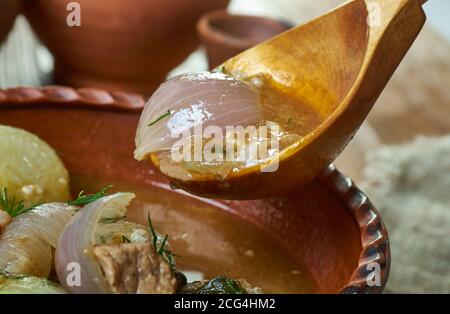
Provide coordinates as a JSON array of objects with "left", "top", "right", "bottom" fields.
[
  {"left": 320, "top": 165, "right": 390, "bottom": 294},
  {"left": 0, "top": 86, "right": 145, "bottom": 111}
]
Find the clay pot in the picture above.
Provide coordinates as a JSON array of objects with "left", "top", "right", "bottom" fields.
[
  {"left": 23, "top": 0, "right": 229, "bottom": 95},
  {"left": 0, "top": 0, "right": 21, "bottom": 45},
  {"left": 197, "top": 10, "right": 291, "bottom": 69},
  {"left": 0, "top": 86, "right": 390, "bottom": 293}
]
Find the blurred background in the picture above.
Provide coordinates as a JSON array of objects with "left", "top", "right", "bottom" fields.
[{"left": 0, "top": 0, "right": 449, "bottom": 293}]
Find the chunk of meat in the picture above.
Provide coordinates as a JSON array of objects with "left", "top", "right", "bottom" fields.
[
  {"left": 0, "top": 211, "right": 12, "bottom": 234},
  {"left": 93, "top": 243, "right": 178, "bottom": 294}
]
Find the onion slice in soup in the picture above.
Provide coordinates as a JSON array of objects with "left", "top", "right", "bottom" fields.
[
  {"left": 134, "top": 71, "right": 263, "bottom": 161},
  {"left": 55, "top": 192, "right": 142, "bottom": 294},
  {"left": 0, "top": 203, "right": 77, "bottom": 277}
]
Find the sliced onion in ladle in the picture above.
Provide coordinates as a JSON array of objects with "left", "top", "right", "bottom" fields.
[{"left": 134, "top": 71, "right": 263, "bottom": 161}]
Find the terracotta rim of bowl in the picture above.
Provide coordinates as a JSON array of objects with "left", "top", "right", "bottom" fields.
[
  {"left": 0, "top": 86, "right": 145, "bottom": 111},
  {"left": 0, "top": 86, "right": 390, "bottom": 293},
  {"left": 319, "top": 164, "right": 390, "bottom": 293}
]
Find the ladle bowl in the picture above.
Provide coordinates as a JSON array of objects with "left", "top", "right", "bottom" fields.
[{"left": 157, "top": 0, "right": 427, "bottom": 199}]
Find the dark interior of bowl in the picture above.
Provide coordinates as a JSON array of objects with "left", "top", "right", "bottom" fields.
[
  {"left": 209, "top": 15, "right": 289, "bottom": 44},
  {"left": 0, "top": 0, "right": 21, "bottom": 45},
  {"left": 0, "top": 94, "right": 387, "bottom": 293}
]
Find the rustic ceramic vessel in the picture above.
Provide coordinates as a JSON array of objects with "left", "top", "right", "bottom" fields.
[
  {"left": 0, "top": 0, "right": 21, "bottom": 45},
  {"left": 0, "top": 86, "right": 390, "bottom": 293},
  {"left": 198, "top": 10, "right": 291, "bottom": 69},
  {"left": 23, "top": 0, "right": 229, "bottom": 95}
]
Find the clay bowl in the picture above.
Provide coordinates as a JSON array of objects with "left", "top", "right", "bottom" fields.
[
  {"left": 0, "top": 86, "right": 390, "bottom": 293},
  {"left": 23, "top": 0, "right": 229, "bottom": 95},
  {"left": 0, "top": 0, "right": 21, "bottom": 45},
  {"left": 197, "top": 10, "right": 291, "bottom": 69}
]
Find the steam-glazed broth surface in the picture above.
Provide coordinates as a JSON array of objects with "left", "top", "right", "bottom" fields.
[{"left": 72, "top": 176, "right": 318, "bottom": 294}]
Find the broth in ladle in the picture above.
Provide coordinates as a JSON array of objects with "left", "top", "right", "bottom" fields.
[{"left": 135, "top": 71, "right": 324, "bottom": 182}]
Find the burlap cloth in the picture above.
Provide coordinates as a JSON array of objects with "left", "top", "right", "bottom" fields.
[
  {"left": 361, "top": 136, "right": 450, "bottom": 293},
  {"left": 1, "top": 1, "right": 448, "bottom": 293}
]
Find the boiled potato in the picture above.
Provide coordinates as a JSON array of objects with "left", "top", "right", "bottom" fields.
[{"left": 0, "top": 125, "right": 70, "bottom": 208}]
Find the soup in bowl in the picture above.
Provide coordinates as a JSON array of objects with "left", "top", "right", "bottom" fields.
[{"left": 0, "top": 86, "right": 389, "bottom": 293}]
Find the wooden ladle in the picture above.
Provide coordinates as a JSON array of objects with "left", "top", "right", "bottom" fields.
[{"left": 154, "top": 0, "right": 428, "bottom": 199}]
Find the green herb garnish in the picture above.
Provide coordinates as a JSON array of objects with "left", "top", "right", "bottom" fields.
[
  {"left": 148, "top": 110, "right": 172, "bottom": 127},
  {"left": 98, "top": 217, "right": 122, "bottom": 224},
  {"left": 213, "top": 64, "right": 225, "bottom": 73},
  {"left": 0, "top": 188, "right": 40, "bottom": 217},
  {"left": 158, "top": 234, "right": 169, "bottom": 255},
  {"left": 0, "top": 184, "right": 113, "bottom": 218},
  {"left": 0, "top": 270, "right": 29, "bottom": 280},
  {"left": 68, "top": 185, "right": 113, "bottom": 206},
  {"left": 147, "top": 213, "right": 158, "bottom": 249},
  {"left": 0, "top": 270, "right": 66, "bottom": 294},
  {"left": 147, "top": 214, "right": 177, "bottom": 270},
  {"left": 195, "top": 276, "right": 246, "bottom": 294}
]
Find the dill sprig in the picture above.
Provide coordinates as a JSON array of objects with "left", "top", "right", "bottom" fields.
[
  {"left": 98, "top": 217, "right": 123, "bottom": 224},
  {"left": 213, "top": 64, "right": 226, "bottom": 73},
  {"left": 0, "top": 270, "right": 29, "bottom": 280},
  {"left": 1, "top": 185, "right": 114, "bottom": 218},
  {"left": 158, "top": 234, "right": 169, "bottom": 255},
  {"left": 68, "top": 185, "right": 113, "bottom": 206},
  {"left": 147, "top": 214, "right": 178, "bottom": 270},
  {"left": 195, "top": 276, "right": 246, "bottom": 294},
  {"left": 147, "top": 214, "right": 158, "bottom": 248},
  {"left": 148, "top": 110, "right": 172, "bottom": 127},
  {"left": 0, "top": 188, "right": 40, "bottom": 217}
]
